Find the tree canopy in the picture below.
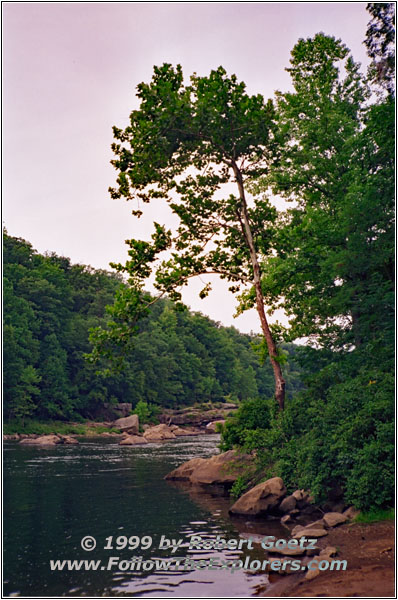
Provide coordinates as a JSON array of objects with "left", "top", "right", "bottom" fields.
[{"left": 106, "top": 64, "right": 287, "bottom": 408}]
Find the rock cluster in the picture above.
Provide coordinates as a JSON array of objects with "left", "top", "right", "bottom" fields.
[
  {"left": 19, "top": 434, "right": 78, "bottom": 445},
  {"left": 159, "top": 405, "right": 237, "bottom": 428},
  {"left": 117, "top": 423, "right": 202, "bottom": 445}
]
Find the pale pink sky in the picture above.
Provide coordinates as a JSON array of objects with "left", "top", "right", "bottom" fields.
[{"left": 3, "top": 2, "right": 370, "bottom": 332}]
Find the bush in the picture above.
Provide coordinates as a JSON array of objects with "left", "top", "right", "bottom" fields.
[
  {"left": 220, "top": 355, "right": 394, "bottom": 511},
  {"left": 133, "top": 400, "right": 160, "bottom": 425},
  {"left": 219, "top": 397, "right": 275, "bottom": 451}
]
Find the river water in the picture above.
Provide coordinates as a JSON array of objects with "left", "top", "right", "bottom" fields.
[{"left": 3, "top": 435, "right": 287, "bottom": 597}]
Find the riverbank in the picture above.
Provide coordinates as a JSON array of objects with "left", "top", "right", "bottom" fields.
[
  {"left": 3, "top": 420, "right": 121, "bottom": 437},
  {"left": 260, "top": 520, "right": 395, "bottom": 597}
]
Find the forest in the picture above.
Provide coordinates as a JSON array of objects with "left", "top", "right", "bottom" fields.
[{"left": 3, "top": 231, "right": 304, "bottom": 423}]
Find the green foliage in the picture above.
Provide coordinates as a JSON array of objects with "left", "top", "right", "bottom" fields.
[
  {"left": 219, "top": 397, "right": 275, "bottom": 451},
  {"left": 221, "top": 29, "right": 393, "bottom": 513},
  {"left": 105, "top": 62, "right": 287, "bottom": 408},
  {"left": 354, "top": 507, "right": 394, "bottom": 523},
  {"left": 365, "top": 3, "right": 395, "bottom": 95},
  {"left": 133, "top": 400, "right": 160, "bottom": 425},
  {"left": 222, "top": 354, "right": 394, "bottom": 510},
  {"left": 3, "top": 231, "right": 304, "bottom": 423},
  {"left": 3, "top": 420, "right": 119, "bottom": 436},
  {"left": 230, "top": 476, "right": 250, "bottom": 500}
]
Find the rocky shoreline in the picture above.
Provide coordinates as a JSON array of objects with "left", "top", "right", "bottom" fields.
[
  {"left": 3, "top": 415, "right": 215, "bottom": 446},
  {"left": 3, "top": 406, "right": 232, "bottom": 445},
  {"left": 164, "top": 449, "right": 375, "bottom": 586}
]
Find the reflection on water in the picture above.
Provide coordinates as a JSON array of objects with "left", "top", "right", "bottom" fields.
[{"left": 3, "top": 435, "right": 287, "bottom": 597}]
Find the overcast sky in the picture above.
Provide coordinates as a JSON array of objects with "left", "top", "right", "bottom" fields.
[{"left": 3, "top": 2, "right": 371, "bottom": 333}]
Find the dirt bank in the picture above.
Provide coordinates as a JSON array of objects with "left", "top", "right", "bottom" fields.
[{"left": 259, "top": 520, "right": 395, "bottom": 597}]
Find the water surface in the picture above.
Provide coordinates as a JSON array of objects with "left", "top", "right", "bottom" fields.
[{"left": 4, "top": 435, "right": 286, "bottom": 597}]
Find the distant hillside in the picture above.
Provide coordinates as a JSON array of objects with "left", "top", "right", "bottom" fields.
[{"left": 3, "top": 231, "right": 304, "bottom": 422}]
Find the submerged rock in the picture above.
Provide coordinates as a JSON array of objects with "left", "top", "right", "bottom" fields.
[
  {"left": 119, "top": 435, "right": 148, "bottom": 446},
  {"left": 19, "top": 435, "right": 62, "bottom": 446},
  {"left": 60, "top": 435, "right": 79, "bottom": 445}
]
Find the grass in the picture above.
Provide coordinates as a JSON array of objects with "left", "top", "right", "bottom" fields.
[
  {"left": 354, "top": 507, "right": 395, "bottom": 523},
  {"left": 3, "top": 420, "right": 121, "bottom": 436}
]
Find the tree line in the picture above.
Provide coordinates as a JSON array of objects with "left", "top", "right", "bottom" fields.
[{"left": 3, "top": 231, "right": 304, "bottom": 424}]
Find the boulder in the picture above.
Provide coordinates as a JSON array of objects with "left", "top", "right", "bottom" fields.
[
  {"left": 19, "top": 435, "right": 62, "bottom": 445},
  {"left": 304, "top": 546, "right": 337, "bottom": 580},
  {"left": 143, "top": 424, "right": 176, "bottom": 441},
  {"left": 292, "top": 526, "right": 328, "bottom": 539},
  {"left": 189, "top": 450, "right": 253, "bottom": 487},
  {"left": 268, "top": 556, "right": 296, "bottom": 575},
  {"left": 305, "top": 565, "right": 320, "bottom": 581},
  {"left": 60, "top": 435, "right": 79, "bottom": 445},
  {"left": 305, "top": 519, "right": 325, "bottom": 529},
  {"left": 281, "top": 514, "right": 293, "bottom": 525},
  {"left": 113, "top": 414, "right": 139, "bottom": 434},
  {"left": 229, "top": 477, "right": 286, "bottom": 517},
  {"left": 119, "top": 435, "right": 148, "bottom": 446},
  {"left": 165, "top": 457, "right": 207, "bottom": 481},
  {"left": 323, "top": 512, "right": 348, "bottom": 528},
  {"left": 319, "top": 546, "right": 337, "bottom": 559},
  {"left": 3, "top": 434, "right": 20, "bottom": 440},
  {"left": 205, "top": 420, "right": 225, "bottom": 433},
  {"left": 343, "top": 505, "right": 360, "bottom": 520},
  {"left": 279, "top": 494, "right": 297, "bottom": 513},
  {"left": 292, "top": 489, "right": 306, "bottom": 501},
  {"left": 270, "top": 544, "right": 306, "bottom": 557},
  {"left": 171, "top": 427, "right": 201, "bottom": 436}
]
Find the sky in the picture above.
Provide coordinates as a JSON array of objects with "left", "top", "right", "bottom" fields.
[{"left": 3, "top": 2, "right": 371, "bottom": 333}]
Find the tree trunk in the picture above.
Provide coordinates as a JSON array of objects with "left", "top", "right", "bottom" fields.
[{"left": 232, "top": 162, "right": 286, "bottom": 410}]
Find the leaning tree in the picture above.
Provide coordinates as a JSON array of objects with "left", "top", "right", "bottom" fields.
[{"left": 101, "top": 65, "right": 286, "bottom": 409}]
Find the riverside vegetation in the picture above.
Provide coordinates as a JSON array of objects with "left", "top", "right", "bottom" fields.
[
  {"left": 3, "top": 230, "right": 303, "bottom": 430},
  {"left": 4, "top": 5, "right": 394, "bottom": 518},
  {"left": 88, "top": 5, "right": 394, "bottom": 515}
]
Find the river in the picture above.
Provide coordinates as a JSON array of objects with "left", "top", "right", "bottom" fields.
[{"left": 3, "top": 434, "right": 287, "bottom": 597}]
